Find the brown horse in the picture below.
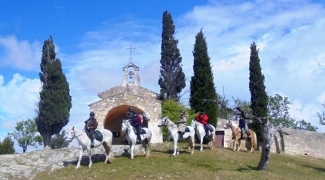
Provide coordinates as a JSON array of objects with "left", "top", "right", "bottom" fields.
[{"left": 224, "top": 120, "right": 257, "bottom": 153}]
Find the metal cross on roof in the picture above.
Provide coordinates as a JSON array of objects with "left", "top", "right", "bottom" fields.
[{"left": 126, "top": 44, "right": 135, "bottom": 63}]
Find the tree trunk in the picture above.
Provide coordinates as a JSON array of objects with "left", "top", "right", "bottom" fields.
[
  {"left": 42, "top": 132, "right": 51, "bottom": 150},
  {"left": 257, "top": 121, "right": 273, "bottom": 170}
]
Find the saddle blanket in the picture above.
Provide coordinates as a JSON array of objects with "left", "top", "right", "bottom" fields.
[{"left": 94, "top": 130, "right": 103, "bottom": 141}]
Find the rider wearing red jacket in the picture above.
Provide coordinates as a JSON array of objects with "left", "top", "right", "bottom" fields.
[
  {"left": 195, "top": 109, "right": 210, "bottom": 136},
  {"left": 132, "top": 111, "right": 142, "bottom": 143}
]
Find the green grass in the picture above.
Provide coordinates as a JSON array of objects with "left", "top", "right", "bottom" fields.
[{"left": 34, "top": 143, "right": 325, "bottom": 180}]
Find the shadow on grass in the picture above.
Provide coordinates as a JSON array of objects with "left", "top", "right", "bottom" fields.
[
  {"left": 237, "top": 166, "right": 257, "bottom": 172},
  {"left": 62, "top": 153, "right": 108, "bottom": 167},
  {"left": 151, "top": 146, "right": 193, "bottom": 156},
  {"left": 302, "top": 165, "right": 325, "bottom": 172}
]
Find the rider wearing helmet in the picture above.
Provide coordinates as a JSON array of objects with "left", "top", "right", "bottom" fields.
[
  {"left": 177, "top": 110, "right": 187, "bottom": 140},
  {"left": 132, "top": 111, "right": 142, "bottom": 144},
  {"left": 85, "top": 111, "right": 98, "bottom": 148}
]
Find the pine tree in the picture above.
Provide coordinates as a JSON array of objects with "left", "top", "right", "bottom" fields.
[
  {"left": 189, "top": 30, "right": 218, "bottom": 126},
  {"left": 51, "top": 129, "right": 70, "bottom": 149},
  {"left": 0, "top": 136, "right": 15, "bottom": 154},
  {"left": 36, "top": 36, "right": 72, "bottom": 149},
  {"left": 158, "top": 11, "right": 186, "bottom": 101}
]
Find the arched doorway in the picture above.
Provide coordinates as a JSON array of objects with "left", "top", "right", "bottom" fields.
[{"left": 103, "top": 105, "right": 148, "bottom": 144}]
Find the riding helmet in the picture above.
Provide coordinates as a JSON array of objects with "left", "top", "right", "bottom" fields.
[{"left": 90, "top": 111, "right": 95, "bottom": 117}]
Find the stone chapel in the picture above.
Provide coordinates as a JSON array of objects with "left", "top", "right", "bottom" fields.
[{"left": 88, "top": 62, "right": 163, "bottom": 144}]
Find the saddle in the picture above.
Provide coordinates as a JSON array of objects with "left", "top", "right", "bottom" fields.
[
  {"left": 207, "top": 124, "right": 214, "bottom": 132},
  {"left": 133, "top": 127, "right": 146, "bottom": 134},
  {"left": 204, "top": 125, "right": 214, "bottom": 137},
  {"left": 86, "top": 130, "right": 103, "bottom": 141},
  {"left": 239, "top": 128, "right": 251, "bottom": 137}
]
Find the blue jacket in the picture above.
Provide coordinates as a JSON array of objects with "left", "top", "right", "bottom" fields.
[{"left": 239, "top": 118, "right": 246, "bottom": 128}]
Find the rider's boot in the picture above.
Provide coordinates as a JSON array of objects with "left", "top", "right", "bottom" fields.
[
  {"left": 90, "top": 133, "right": 95, "bottom": 148},
  {"left": 136, "top": 133, "right": 141, "bottom": 144},
  {"left": 178, "top": 132, "right": 183, "bottom": 141},
  {"left": 205, "top": 130, "right": 209, "bottom": 137},
  {"left": 240, "top": 132, "right": 244, "bottom": 140}
]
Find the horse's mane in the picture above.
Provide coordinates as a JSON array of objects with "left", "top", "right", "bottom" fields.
[
  {"left": 164, "top": 117, "right": 178, "bottom": 128},
  {"left": 231, "top": 120, "right": 239, "bottom": 127}
]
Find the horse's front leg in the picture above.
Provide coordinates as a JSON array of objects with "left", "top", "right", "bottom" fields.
[
  {"left": 199, "top": 136, "right": 204, "bottom": 152},
  {"left": 233, "top": 139, "right": 237, "bottom": 152},
  {"left": 171, "top": 139, "right": 178, "bottom": 157},
  {"left": 76, "top": 146, "right": 83, "bottom": 170},
  {"left": 88, "top": 148, "right": 92, "bottom": 168},
  {"left": 130, "top": 144, "right": 135, "bottom": 159},
  {"left": 188, "top": 135, "right": 195, "bottom": 155}
]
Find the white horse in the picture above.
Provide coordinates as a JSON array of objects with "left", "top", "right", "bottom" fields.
[
  {"left": 191, "top": 120, "right": 215, "bottom": 152},
  {"left": 67, "top": 126, "right": 113, "bottom": 170},
  {"left": 158, "top": 117, "right": 195, "bottom": 157},
  {"left": 121, "top": 119, "right": 152, "bottom": 159}
]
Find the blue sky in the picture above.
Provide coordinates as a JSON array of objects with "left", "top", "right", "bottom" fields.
[{"left": 1, "top": 0, "right": 325, "bottom": 152}]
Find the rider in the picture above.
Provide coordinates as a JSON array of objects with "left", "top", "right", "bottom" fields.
[
  {"left": 84, "top": 111, "right": 98, "bottom": 148},
  {"left": 195, "top": 109, "right": 209, "bottom": 137},
  {"left": 126, "top": 106, "right": 135, "bottom": 121},
  {"left": 239, "top": 117, "right": 249, "bottom": 139},
  {"left": 177, "top": 110, "right": 187, "bottom": 140},
  {"left": 132, "top": 111, "right": 142, "bottom": 144}
]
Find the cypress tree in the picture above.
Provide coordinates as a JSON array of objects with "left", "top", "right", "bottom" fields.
[
  {"left": 36, "top": 36, "right": 72, "bottom": 149},
  {"left": 189, "top": 30, "right": 218, "bottom": 126},
  {"left": 249, "top": 42, "right": 268, "bottom": 117},
  {"left": 249, "top": 42, "right": 268, "bottom": 141},
  {"left": 158, "top": 11, "right": 186, "bottom": 101}
]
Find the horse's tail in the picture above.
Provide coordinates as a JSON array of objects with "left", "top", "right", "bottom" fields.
[{"left": 252, "top": 130, "right": 257, "bottom": 150}]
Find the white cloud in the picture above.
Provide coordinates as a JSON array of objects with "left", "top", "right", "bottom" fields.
[
  {"left": 0, "top": 36, "right": 42, "bottom": 71},
  {"left": 0, "top": 73, "right": 41, "bottom": 142}
]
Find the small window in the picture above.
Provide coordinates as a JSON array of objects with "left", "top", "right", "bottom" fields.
[{"left": 113, "top": 132, "right": 120, "bottom": 138}]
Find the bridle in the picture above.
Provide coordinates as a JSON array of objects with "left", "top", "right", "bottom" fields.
[
  {"left": 158, "top": 118, "right": 167, "bottom": 127},
  {"left": 122, "top": 120, "right": 130, "bottom": 134},
  {"left": 224, "top": 121, "right": 233, "bottom": 129},
  {"left": 67, "top": 128, "right": 84, "bottom": 141}
]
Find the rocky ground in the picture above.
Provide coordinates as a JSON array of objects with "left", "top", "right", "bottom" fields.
[{"left": 0, "top": 144, "right": 147, "bottom": 180}]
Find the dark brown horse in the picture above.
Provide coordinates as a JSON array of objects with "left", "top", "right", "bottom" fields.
[{"left": 225, "top": 120, "right": 257, "bottom": 153}]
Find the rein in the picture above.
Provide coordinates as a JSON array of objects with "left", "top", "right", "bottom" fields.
[
  {"left": 74, "top": 129, "right": 86, "bottom": 139},
  {"left": 165, "top": 119, "right": 176, "bottom": 128}
]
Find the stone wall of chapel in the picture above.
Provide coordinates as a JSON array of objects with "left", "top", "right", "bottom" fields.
[{"left": 89, "top": 84, "right": 163, "bottom": 144}]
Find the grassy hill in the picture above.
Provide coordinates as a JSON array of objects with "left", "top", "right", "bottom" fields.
[{"left": 34, "top": 142, "right": 324, "bottom": 180}]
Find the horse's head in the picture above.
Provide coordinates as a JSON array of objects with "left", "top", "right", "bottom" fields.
[
  {"left": 141, "top": 113, "right": 150, "bottom": 121},
  {"left": 191, "top": 119, "right": 197, "bottom": 128},
  {"left": 121, "top": 119, "right": 130, "bottom": 132},
  {"left": 67, "top": 126, "right": 75, "bottom": 142},
  {"left": 158, "top": 117, "right": 168, "bottom": 127},
  {"left": 224, "top": 120, "right": 232, "bottom": 129}
]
